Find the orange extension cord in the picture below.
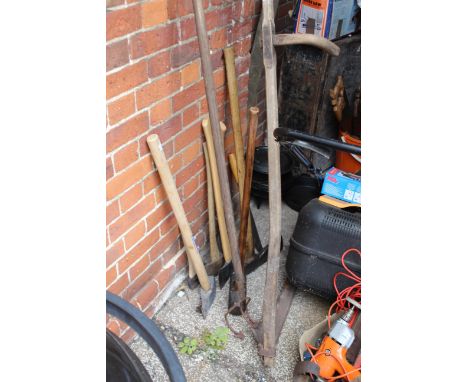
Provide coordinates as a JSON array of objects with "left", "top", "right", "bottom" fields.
[
  {"left": 305, "top": 248, "right": 361, "bottom": 381},
  {"left": 327, "top": 248, "right": 361, "bottom": 329}
]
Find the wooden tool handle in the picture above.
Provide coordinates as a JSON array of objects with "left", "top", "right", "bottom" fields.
[
  {"left": 273, "top": 34, "right": 340, "bottom": 56},
  {"left": 147, "top": 134, "right": 210, "bottom": 291},
  {"left": 228, "top": 151, "right": 254, "bottom": 257},
  {"left": 228, "top": 154, "right": 239, "bottom": 183},
  {"left": 202, "top": 119, "right": 232, "bottom": 262},
  {"left": 224, "top": 46, "right": 246, "bottom": 195},
  {"left": 203, "top": 142, "right": 220, "bottom": 263},
  {"left": 239, "top": 107, "right": 259, "bottom": 266}
]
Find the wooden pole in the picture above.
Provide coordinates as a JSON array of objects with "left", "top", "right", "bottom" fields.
[{"left": 261, "top": 0, "right": 282, "bottom": 366}]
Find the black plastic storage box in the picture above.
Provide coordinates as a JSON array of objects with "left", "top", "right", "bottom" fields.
[{"left": 286, "top": 198, "right": 361, "bottom": 300}]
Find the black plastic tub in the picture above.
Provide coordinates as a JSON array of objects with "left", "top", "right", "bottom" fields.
[{"left": 286, "top": 198, "right": 361, "bottom": 300}]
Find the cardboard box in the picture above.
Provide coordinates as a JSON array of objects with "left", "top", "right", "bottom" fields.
[
  {"left": 293, "top": 0, "right": 360, "bottom": 40},
  {"left": 321, "top": 167, "right": 361, "bottom": 204}
]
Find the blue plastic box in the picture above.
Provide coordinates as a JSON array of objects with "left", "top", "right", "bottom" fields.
[{"left": 321, "top": 167, "right": 361, "bottom": 204}]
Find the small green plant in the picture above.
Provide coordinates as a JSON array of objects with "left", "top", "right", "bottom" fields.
[
  {"left": 178, "top": 337, "right": 198, "bottom": 355},
  {"left": 202, "top": 327, "right": 229, "bottom": 350},
  {"left": 177, "top": 327, "right": 229, "bottom": 357}
]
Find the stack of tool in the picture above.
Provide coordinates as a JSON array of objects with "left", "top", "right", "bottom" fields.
[{"left": 146, "top": 0, "right": 269, "bottom": 320}]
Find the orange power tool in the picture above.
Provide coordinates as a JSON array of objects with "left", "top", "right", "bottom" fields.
[{"left": 310, "top": 308, "right": 361, "bottom": 381}]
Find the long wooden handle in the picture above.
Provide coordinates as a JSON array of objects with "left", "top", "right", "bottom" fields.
[
  {"left": 201, "top": 119, "right": 232, "bottom": 263},
  {"left": 239, "top": 107, "right": 259, "bottom": 266},
  {"left": 203, "top": 142, "right": 220, "bottom": 263},
  {"left": 224, "top": 47, "right": 246, "bottom": 194},
  {"left": 147, "top": 134, "right": 210, "bottom": 291},
  {"left": 273, "top": 34, "right": 340, "bottom": 56}
]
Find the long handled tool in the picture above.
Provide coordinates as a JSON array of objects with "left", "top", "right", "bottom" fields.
[
  {"left": 203, "top": 142, "right": 223, "bottom": 274},
  {"left": 192, "top": 0, "right": 245, "bottom": 304},
  {"left": 259, "top": 0, "right": 340, "bottom": 365},
  {"left": 223, "top": 46, "right": 254, "bottom": 258},
  {"left": 201, "top": 119, "right": 233, "bottom": 288},
  {"left": 239, "top": 107, "right": 259, "bottom": 266},
  {"left": 147, "top": 134, "right": 216, "bottom": 318}
]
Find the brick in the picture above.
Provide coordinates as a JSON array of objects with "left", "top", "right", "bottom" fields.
[
  {"left": 118, "top": 228, "right": 160, "bottom": 274},
  {"left": 235, "top": 36, "right": 252, "bottom": 57},
  {"left": 183, "top": 176, "right": 198, "bottom": 198},
  {"left": 106, "top": 240, "right": 124, "bottom": 267},
  {"left": 146, "top": 200, "right": 172, "bottom": 231},
  {"left": 119, "top": 184, "right": 143, "bottom": 212},
  {"left": 174, "top": 123, "right": 202, "bottom": 152},
  {"left": 210, "top": 49, "right": 225, "bottom": 70},
  {"left": 134, "top": 279, "right": 159, "bottom": 309},
  {"left": 180, "top": 17, "right": 196, "bottom": 40},
  {"left": 110, "top": 193, "right": 156, "bottom": 242},
  {"left": 209, "top": 28, "right": 227, "bottom": 50},
  {"left": 107, "top": 0, "right": 125, "bottom": 8},
  {"left": 181, "top": 60, "right": 200, "bottom": 86},
  {"left": 107, "top": 200, "right": 120, "bottom": 226},
  {"left": 106, "top": 319, "right": 121, "bottom": 337},
  {"left": 113, "top": 142, "right": 139, "bottom": 172},
  {"left": 143, "top": 171, "right": 161, "bottom": 194},
  {"left": 181, "top": 140, "right": 202, "bottom": 166},
  {"left": 136, "top": 71, "right": 181, "bottom": 109},
  {"left": 176, "top": 154, "right": 204, "bottom": 187},
  {"left": 167, "top": 0, "right": 193, "bottom": 19},
  {"left": 130, "top": 23, "right": 178, "bottom": 59},
  {"left": 108, "top": 273, "right": 130, "bottom": 296},
  {"left": 107, "top": 112, "right": 148, "bottom": 153},
  {"left": 130, "top": 254, "right": 150, "bottom": 280},
  {"left": 106, "top": 5, "right": 141, "bottom": 41},
  {"left": 206, "top": 7, "right": 232, "bottom": 31},
  {"left": 213, "top": 68, "right": 225, "bottom": 89},
  {"left": 125, "top": 259, "right": 161, "bottom": 299},
  {"left": 156, "top": 265, "right": 175, "bottom": 292},
  {"left": 183, "top": 187, "right": 206, "bottom": 218},
  {"left": 107, "top": 93, "right": 135, "bottom": 126},
  {"left": 107, "top": 39, "right": 129, "bottom": 72},
  {"left": 106, "top": 61, "right": 147, "bottom": 100},
  {"left": 106, "top": 266, "right": 118, "bottom": 286},
  {"left": 148, "top": 50, "right": 171, "bottom": 78},
  {"left": 106, "top": 156, "right": 114, "bottom": 180},
  {"left": 182, "top": 103, "right": 199, "bottom": 127},
  {"left": 154, "top": 226, "right": 179, "bottom": 255},
  {"left": 107, "top": 155, "right": 153, "bottom": 200},
  {"left": 142, "top": 0, "right": 168, "bottom": 28},
  {"left": 171, "top": 40, "right": 200, "bottom": 69},
  {"left": 149, "top": 99, "right": 171, "bottom": 126},
  {"left": 172, "top": 81, "right": 205, "bottom": 112}
]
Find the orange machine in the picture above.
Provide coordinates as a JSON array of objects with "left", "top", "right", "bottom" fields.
[{"left": 307, "top": 308, "right": 361, "bottom": 381}]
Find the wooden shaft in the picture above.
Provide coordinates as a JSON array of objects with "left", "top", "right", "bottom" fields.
[
  {"left": 228, "top": 154, "right": 239, "bottom": 183},
  {"left": 147, "top": 134, "right": 210, "bottom": 291},
  {"left": 273, "top": 34, "right": 340, "bottom": 56},
  {"left": 261, "top": 0, "right": 282, "bottom": 365},
  {"left": 223, "top": 46, "right": 246, "bottom": 196},
  {"left": 239, "top": 107, "right": 259, "bottom": 266},
  {"left": 203, "top": 142, "right": 220, "bottom": 263},
  {"left": 193, "top": 0, "right": 245, "bottom": 293},
  {"left": 201, "top": 119, "right": 232, "bottom": 263}
]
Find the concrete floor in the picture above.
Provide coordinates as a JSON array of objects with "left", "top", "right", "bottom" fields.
[{"left": 130, "top": 202, "right": 329, "bottom": 382}]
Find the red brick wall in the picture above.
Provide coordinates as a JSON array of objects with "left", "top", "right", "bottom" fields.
[{"left": 106, "top": 0, "right": 294, "bottom": 337}]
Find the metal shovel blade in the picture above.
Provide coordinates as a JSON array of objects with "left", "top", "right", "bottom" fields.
[{"left": 199, "top": 276, "right": 217, "bottom": 318}]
